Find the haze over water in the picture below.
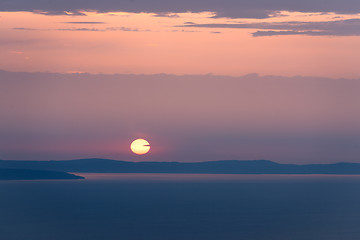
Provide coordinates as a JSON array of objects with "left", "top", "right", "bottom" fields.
[{"left": 1, "top": 174, "right": 360, "bottom": 240}]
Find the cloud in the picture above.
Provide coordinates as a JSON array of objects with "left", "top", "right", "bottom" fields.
[
  {"left": 32, "top": 9, "right": 86, "bottom": 16},
  {"left": 2, "top": 0, "right": 360, "bottom": 19},
  {"left": 63, "top": 22, "right": 106, "bottom": 24},
  {"left": 153, "top": 12, "right": 180, "bottom": 18},
  {"left": 180, "top": 19, "right": 360, "bottom": 36},
  {"left": 13, "top": 26, "right": 140, "bottom": 32},
  {"left": 57, "top": 28, "right": 103, "bottom": 31},
  {"left": 58, "top": 27, "right": 139, "bottom": 32},
  {"left": 106, "top": 27, "right": 139, "bottom": 32},
  {"left": 9, "top": 50, "right": 24, "bottom": 55},
  {"left": 252, "top": 30, "right": 348, "bottom": 37},
  {"left": 12, "top": 27, "right": 37, "bottom": 31}
]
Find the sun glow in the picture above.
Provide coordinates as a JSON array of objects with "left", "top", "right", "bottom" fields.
[{"left": 130, "top": 139, "right": 151, "bottom": 155}]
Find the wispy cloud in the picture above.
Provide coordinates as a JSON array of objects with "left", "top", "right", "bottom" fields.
[
  {"left": 9, "top": 50, "right": 24, "bottom": 55},
  {"left": 57, "top": 28, "right": 103, "bottom": 31},
  {"left": 13, "top": 27, "right": 140, "bottom": 32},
  {"left": 13, "top": 27, "right": 37, "bottom": 31},
  {"left": 63, "top": 22, "right": 106, "bottom": 24},
  {"left": 153, "top": 12, "right": 180, "bottom": 18},
  {"left": 58, "top": 27, "right": 139, "bottom": 32},
  {"left": 33, "top": 10, "right": 86, "bottom": 16},
  {"left": 180, "top": 19, "right": 360, "bottom": 37},
  {"left": 106, "top": 27, "right": 140, "bottom": 32}
]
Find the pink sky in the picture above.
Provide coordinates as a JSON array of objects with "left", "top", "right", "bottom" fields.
[
  {"left": 0, "top": 71, "right": 359, "bottom": 163},
  {"left": 1, "top": 11, "right": 360, "bottom": 78},
  {"left": 1, "top": 4, "right": 360, "bottom": 163}
]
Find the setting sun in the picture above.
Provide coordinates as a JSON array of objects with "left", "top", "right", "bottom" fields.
[{"left": 130, "top": 139, "right": 150, "bottom": 155}]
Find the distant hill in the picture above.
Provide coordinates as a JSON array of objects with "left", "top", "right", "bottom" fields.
[
  {"left": 0, "top": 168, "right": 84, "bottom": 180},
  {"left": 1, "top": 159, "right": 360, "bottom": 174}
]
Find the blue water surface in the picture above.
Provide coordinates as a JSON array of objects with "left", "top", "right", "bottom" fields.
[{"left": 1, "top": 174, "right": 360, "bottom": 240}]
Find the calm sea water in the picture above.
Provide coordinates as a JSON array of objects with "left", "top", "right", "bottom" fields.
[{"left": 1, "top": 174, "right": 360, "bottom": 240}]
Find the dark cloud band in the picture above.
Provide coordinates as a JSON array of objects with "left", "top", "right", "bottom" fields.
[
  {"left": 180, "top": 19, "right": 360, "bottom": 36},
  {"left": 1, "top": 0, "right": 360, "bottom": 19}
]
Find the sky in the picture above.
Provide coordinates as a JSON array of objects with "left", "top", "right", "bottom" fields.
[{"left": 0, "top": 1, "right": 360, "bottom": 163}]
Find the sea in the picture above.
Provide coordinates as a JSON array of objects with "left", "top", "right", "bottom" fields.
[{"left": 1, "top": 173, "right": 360, "bottom": 240}]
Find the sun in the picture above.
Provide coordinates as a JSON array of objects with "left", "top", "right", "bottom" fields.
[{"left": 130, "top": 139, "right": 150, "bottom": 155}]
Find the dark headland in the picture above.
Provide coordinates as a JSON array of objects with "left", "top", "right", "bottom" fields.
[
  {"left": 1, "top": 159, "right": 360, "bottom": 175},
  {"left": 0, "top": 168, "right": 84, "bottom": 180}
]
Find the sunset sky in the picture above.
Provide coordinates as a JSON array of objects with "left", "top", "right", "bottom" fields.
[{"left": 1, "top": 0, "right": 360, "bottom": 163}]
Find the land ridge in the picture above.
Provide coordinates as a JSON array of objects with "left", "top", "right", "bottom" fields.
[
  {"left": 0, "top": 168, "right": 84, "bottom": 180},
  {"left": 1, "top": 159, "right": 360, "bottom": 174}
]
